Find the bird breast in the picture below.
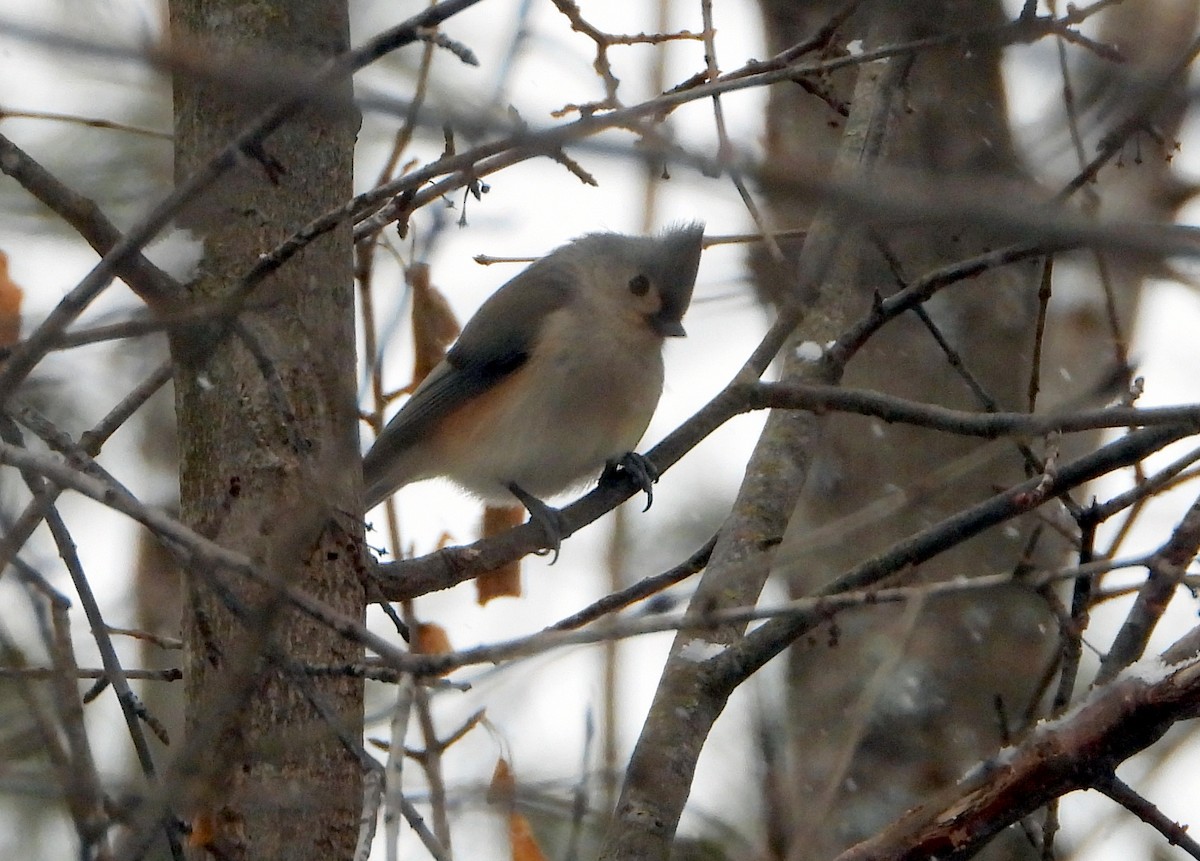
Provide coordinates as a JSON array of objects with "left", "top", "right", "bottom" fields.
[{"left": 430, "top": 304, "right": 666, "bottom": 501}]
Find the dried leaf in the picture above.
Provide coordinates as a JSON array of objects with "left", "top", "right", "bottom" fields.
[
  {"left": 509, "top": 810, "right": 550, "bottom": 861},
  {"left": 476, "top": 506, "right": 524, "bottom": 604},
  {"left": 0, "top": 251, "right": 24, "bottom": 347},
  {"left": 413, "top": 622, "right": 453, "bottom": 658},
  {"left": 188, "top": 807, "right": 243, "bottom": 857},
  {"left": 489, "top": 758, "right": 549, "bottom": 861},
  {"left": 487, "top": 756, "right": 516, "bottom": 806},
  {"left": 407, "top": 262, "right": 459, "bottom": 389},
  {"left": 188, "top": 810, "right": 216, "bottom": 848}
]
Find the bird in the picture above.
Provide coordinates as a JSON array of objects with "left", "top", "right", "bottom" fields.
[{"left": 363, "top": 222, "right": 704, "bottom": 557}]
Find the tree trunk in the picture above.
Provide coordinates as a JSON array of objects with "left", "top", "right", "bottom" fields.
[
  {"left": 169, "top": 3, "right": 363, "bottom": 858},
  {"left": 750, "top": 2, "right": 1194, "bottom": 859},
  {"left": 756, "top": 7, "right": 1049, "bottom": 861}
]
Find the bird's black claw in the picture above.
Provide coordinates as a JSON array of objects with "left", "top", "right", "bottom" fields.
[
  {"left": 603, "top": 452, "right": 659, "bottom": 511},
  {"left": 507, "top": 482, "right": 565, "bottom": 563}
]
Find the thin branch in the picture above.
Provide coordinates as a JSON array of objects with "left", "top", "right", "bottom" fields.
[
  {"left": 0, "top": 107, "right": 171, "bottom": 139},
  {"left": 4, "top": 409, "right": 173, "bottom": 791},
  {"left": 547, "top": 0, "right": 704, "bottom": 114},
  {"left": 1054, "top": 32, "right": 1200, "bottom": 202},
  {"left": 0, "top": 364, "right": 171, "bottom": 616},
  {"left": 709, "top": 422, "right": 1194, "bottom": 692},
  {"left": 45, "top": 600, "right": 110, "bottom": 854},
  {"left": 1097, "top": 490, "right": 1200, "bottom": 683},
  {"left": 747, "top": 382, "right": 1200, "bottom": 438},
  {"left": 1095, "top": 774, "right": 1200, "bottom": 861},
  {"left": 0, "top": 133, "right": 184, "bottom": 305},
  {"left": 833, "top": 658, "right": 1200, "bottom": 861},
  {"left": 44, "top": 500, "right": 170, "bottom": 770},
  {"left": 0, "top": 440, "right": 415, "bottom": 670},
  {"left": 0, "top": 0, "right": 488, "bottom": 403},
  {"left": 345, "top": 13, "right": 1164, "bottom": 248},
  {"left": 415, "top": 27, "right": 479, "bottom": 66},
  {"left": 1028, "top": 256, "right": 1053, "bottom": 414},
  {"left": 374, "top": 17, "right": 441, "bottom": 187},
  {"left": 374, "top": 379, "right": 1200, "bottom": 600},
  {"left": 546, "top": 535, "right": 717, "bottom": 632},
  {"left": 699, "top": 0, "right": 781, "bottom": 262},
  {"left": 317, "top": 554, "right": 1144, "bottom": 680},
  {"left": 0, "top": 666, "right": 183, "bottom": 681}
]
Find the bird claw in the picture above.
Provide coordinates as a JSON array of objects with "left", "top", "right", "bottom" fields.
[
  {"left": 602, "top": 452, "right": 659, "bottom": 511},
  {"left": 506, "top": 482, "right": 565, "bottom": 563}
]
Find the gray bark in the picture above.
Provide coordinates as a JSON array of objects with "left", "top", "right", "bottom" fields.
[{"left": 169, "top": 3, "right": 363, "bottom": 858}]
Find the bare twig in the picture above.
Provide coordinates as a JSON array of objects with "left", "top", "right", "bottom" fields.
[
  {"left": 374, "top": 379, "right": 1200, "bottom": 600},
  {"left": 833, "top": 657, "right": 1200, "bottom": 861},
  {"left": 0, "top": 0, "right": 488, "bottom": 403},
  {"left": 547, "top": 535, "right": 717, "bottom": 632},
  {"left": 699, "top": 0, "right": 781, "bottom": 262},
  {"left": 1095, "top": 774, "right": 1200, "bottom": 861},
  {"left": 0, "top": 440, "right": 416, "bottom": 669},
  {"left": 0, "top": 107, "right": 170, "bottom": 139},
  {"left": 0, "top": 133, "right": 184, "bottom": 305},
  {"left": 0, "top": 666, "right": 182, "bottom": 681},
  {"left": 547, "top": 0, "right": 704, "bottom": 114},
  {"left": 710, "top": 422, "right": 1194, "bottom": 693},
  {"left": 1097, "top": 491, "right": 1200, "bottom": 683}
]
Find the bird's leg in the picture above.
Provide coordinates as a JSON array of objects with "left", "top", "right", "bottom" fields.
[
  {"left": 506, "top": 482, "right": 566, "bottom": 563},
  {"left": 601, "top": 452, "right": 659, "bottom": 511}
]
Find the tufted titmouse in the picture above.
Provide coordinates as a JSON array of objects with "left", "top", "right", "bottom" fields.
[{"left": 363, "top": 223, "right": 704, "bottom": 554}]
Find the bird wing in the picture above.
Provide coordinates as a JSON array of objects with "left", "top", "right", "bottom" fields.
[{"left": 363, "top": 259, "right": 574, "bottom": 473}]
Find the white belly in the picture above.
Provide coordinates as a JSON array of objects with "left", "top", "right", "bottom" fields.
[{"left": 434, "top": 310, "right": 665, "bottom": 501}]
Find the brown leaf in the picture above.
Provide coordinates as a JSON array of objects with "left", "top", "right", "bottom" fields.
[
  {"left": 188, "top": 810, "right": 216, "bottom": 848},
  {"left": 0, "top": 250, "right": 24, "bottom": 347},
  {"left": 487, "top": 756, "right": 516, "bottom": 806},
  {"left": 407, "top": 262, "right": 459, "bottom": 389},
  {"left": 509, "top": 810, "right": 551, "bottom": 861},
  {"left": 413, "top": 622, "right": 453, "bottom": 658},
  {"left": 188, "top": 807, "right": 244, "bottom": 857},
  {"left": 476, "top": 506, "right": 524, "bottom": 604},
  {"left": 488, "top": 758, "right": 551, "bottom": 861}
]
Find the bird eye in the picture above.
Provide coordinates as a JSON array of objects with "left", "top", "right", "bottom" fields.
[{"left": 628, "top": 274, "right": 650, "bottom": 296}]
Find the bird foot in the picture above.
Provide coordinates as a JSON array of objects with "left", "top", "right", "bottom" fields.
[
  {"left": 601, "top": 452, "right": 660, "bottom": 511},
  {"left": 506, "top": 482, "right": 566, "bottom": 563}
]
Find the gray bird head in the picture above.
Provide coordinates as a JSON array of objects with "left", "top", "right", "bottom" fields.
[
  {"left": 565, "top": 222, "right": 704, "bottom": 338},
  {"left": 643, "top": 222, "right": 704, "bottom": 337}
]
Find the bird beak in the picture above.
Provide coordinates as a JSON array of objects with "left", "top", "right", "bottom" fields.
[{"left": 653, "top": 317, "right": 687, "bottom": 337}]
